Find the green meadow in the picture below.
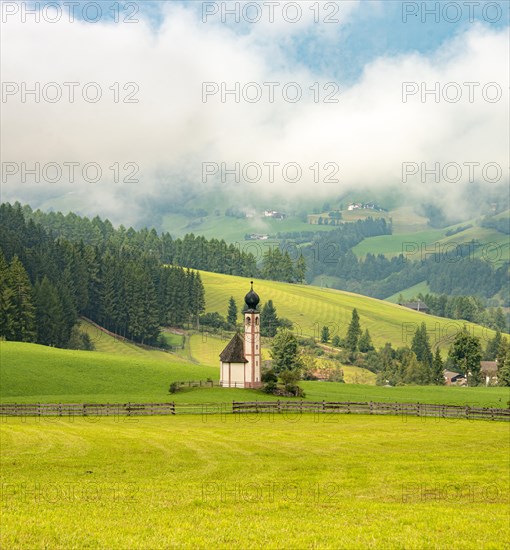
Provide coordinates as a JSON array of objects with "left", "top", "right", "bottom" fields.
[
  {"left": 1, "top": 342, "right": 508, "bottom": 407},
  {"left": 1, "top": 415, "right": 508, "bottom": 549},
  {"left": 352, "top": 220, "right": 510, "bottom": 263}
]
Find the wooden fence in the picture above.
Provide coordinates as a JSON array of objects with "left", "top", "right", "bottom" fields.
[
  {"left": 1, "top": 401, "right": 509, "bottom": 421},
  {"left": 0, "top": 402, "right": 176, "bottom": 417},
  {"left": 232, "top": 401, "right": 510, "bottom": 421}
]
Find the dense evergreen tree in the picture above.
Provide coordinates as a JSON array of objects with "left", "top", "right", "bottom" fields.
[
  {"left": 0, "top": 251, "right": 11, "bottom": 338},
  {"left": 345, "top": 308, "right": 362, "bottom": 352},
  {"left": 496, "top": 338, "right": 510, "bottom": 386},
  {"left": 320, "top": 326, "right": 330, "bottom": 343},
  {"left": 411, "top": 323, "right": 433, "bottom": 369},
  {"left": 34, "top": 277, "right": 66, "bottom": 347},
  {"left": 432, "top": 348, "right": 445, "bottom": 385},
  {"left": 358, "top": 329, "right": 374, "bottom": 352},
  {"left": 260, "top": 300, "right": 279, "bottom": 337},
  {"left": 295, "top": 255, "right": 307, "bottom": 283},
  {"left": 0, "top": 254, "right": 36, "bottom": 342},
  {"left": 331, "top": 335, "right": 341, "bottom": 347},
  {"left": 484, "top": 331, "right": 502, "bottom": 361},
  {"left": 227, "top": 296, "right": 238, "bottom": 328}
]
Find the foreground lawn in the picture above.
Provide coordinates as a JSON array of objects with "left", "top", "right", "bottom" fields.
[{"left": 1, "top": 415, "right": 508, "bottom": 549}]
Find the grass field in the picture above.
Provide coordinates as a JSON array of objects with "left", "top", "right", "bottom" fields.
[
  {"left": 385, "top": 281, "right": 432, "bottom": 303},
  {"left": 1, "top": 415, "right": 508, "bottom": 549},
  {"left": 2, "top": 342, "right": 508, "bottom": 407},
  {"left": 352, "top": 220, "right": 510, "bottom": 263},
  {"left": 175, "top": 333, "right": 269, "bottom": 366},
  {"left": 200, "top": 271, "right": 501, "bottom": 350},
  {"left": 161, "top": 212, "right": 335, "bottom": 243}
]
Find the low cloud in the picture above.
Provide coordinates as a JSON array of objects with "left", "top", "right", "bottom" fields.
[{"left": 1, "top": 3, "right": 508, "bottom": 226}]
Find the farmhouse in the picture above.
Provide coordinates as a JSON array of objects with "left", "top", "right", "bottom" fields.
[
  {"left": 443, "top": 370, "right": 467, "bottom": 386},
  {"left": 264, "top": 210, "right": 286, "bottom": 220},
  {"left": 400, "top": 301, "right": 429, "bottom": 313},
  {"left": 219, "top": 282, "right": 262, "bottom": 389},
  {"left": 480, "top": 361, "right": 498, "bottom": 386}
]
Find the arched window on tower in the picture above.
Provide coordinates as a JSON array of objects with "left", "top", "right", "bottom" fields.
[
  {"left": 255, "top": 317, "right": 259, "bottom": 326},
  {"left": 246, "top": 317, "right": 251, "bottom": 326}
]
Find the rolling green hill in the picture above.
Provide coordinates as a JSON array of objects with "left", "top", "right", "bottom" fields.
[
  {"left": 200, "top": 271, "right": 501, "bottom": 350},
  {"left": 352, "top": 217, "right": 510, "bottom": 264},
  {"left": 0, "top": 341, "right": 215, "bottom": 404}
]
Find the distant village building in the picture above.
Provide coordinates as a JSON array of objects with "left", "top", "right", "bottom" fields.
[
  {"left": 264, "top": 210, "right": 286, "bottom": 220},
  {"left": 246, "top": 233, "right": 269, "bottom": 241},
  {"left": 219, "top": 282, "right": 262, "bottom": 389},
  {"left": 443, "top": 370, "right": 467, "bottom": 386},
  {"left": 480, "top": 361, "right": 498, "bottom": 386},
  {"left": 400, "top": 301, "right": 429, "bottom": 313}
]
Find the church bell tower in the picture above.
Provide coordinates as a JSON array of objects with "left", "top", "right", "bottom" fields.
[{"left": 243, "top": 281, "right": 261, "bottom": 387}]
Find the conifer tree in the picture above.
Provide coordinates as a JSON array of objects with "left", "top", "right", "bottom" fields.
[
  {"left": 432, "top": 348, "right": 445, "bottom": 385},
  {"left": 227, "top": 296, "right": 238, "bottom": 328},
  {"left": 35, "top": 276, "right": 66, "bottom": 347},
  {"left": 484, "top": 330, "right": 502, "bottom": 361},
  {"left": 261, "top": 300, "right": 279, "bottom": 337},
  {"left": 6, "top": 256, "right": 36, "bottom": 342},
  {"left": 295, "top": 255, "right": 307, "bottom": 283},
  {"left": 358, "top": 328, "right": 374, "bottom": 352},
  {"left": 411, "top": 322, "right": 433, "bottom": 368},
  {"left": 0, "top": 251, "right": 15, "bottom": 339},
  {"left": 496, "top": 338, "right": 510, "bottom": 386},
  {"left": 345, "top": 308, "right": 362, "bottom": 352}
]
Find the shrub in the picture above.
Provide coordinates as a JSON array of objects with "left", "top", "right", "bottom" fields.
[{"left": 169, "top": 382, "right": 181, "bottom": 394}]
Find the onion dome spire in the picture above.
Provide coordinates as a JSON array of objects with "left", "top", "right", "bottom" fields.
[{"left": 244, "top": 281, "right": 260, "bottom": 310}]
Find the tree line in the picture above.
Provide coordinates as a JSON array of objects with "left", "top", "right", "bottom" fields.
[
  {"left": 18, "top": 203, "right": 306, "bottom": 283},
  {"left": 0, "top": 203, "right": 204, "bottom": 348}
]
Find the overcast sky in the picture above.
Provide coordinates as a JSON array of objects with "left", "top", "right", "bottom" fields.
[{"left": 1, "top": 1, "right": 508, "bottom": 225}]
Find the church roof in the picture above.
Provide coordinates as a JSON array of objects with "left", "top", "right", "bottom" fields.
[{"left": 220, "top": 333, "right": 248, "bottom": 363}]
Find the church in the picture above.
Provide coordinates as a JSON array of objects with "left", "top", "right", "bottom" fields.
[{"left": 219, "top": 282, "right": 262, "bottom": 388}]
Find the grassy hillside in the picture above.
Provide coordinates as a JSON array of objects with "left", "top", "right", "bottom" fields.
[
  {"left": 0, "top": 341, "right": 215, "bottom": 404},
  {"left": 161, "top": 212, "right": 334, "bottom": 243},
  {"left": 200, "top": 271, "right": 501, "bottom": 350},
  {"left": 353, "top": 218, "right": 510, "bottom": 264},
  {"left": 2, "top": 416, "right": 508, "bottom": 549},
  {"left": 385, "top": 281, "right": 432, "bottom": 303}
]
